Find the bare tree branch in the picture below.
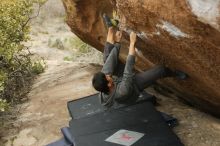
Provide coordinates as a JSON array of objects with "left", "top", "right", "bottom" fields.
[{"left": 22, "top": 3, "right": 43, "bottom": 29}]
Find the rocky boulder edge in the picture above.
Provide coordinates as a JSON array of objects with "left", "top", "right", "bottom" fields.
[{"left": 62, "top": 0, "right": 220, "bottom": 117}]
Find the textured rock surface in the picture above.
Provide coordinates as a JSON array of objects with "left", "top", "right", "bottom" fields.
[{"left": 62, "top": 0, "right": 220, "bottom": 116}]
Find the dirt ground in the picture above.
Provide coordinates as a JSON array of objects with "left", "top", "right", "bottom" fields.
[{"left": 2, "top": 0, "right": 220, "bottom": 146}]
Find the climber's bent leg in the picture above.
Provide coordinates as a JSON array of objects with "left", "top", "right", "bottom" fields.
[
  {"left": 106, "top": 27, "right": 114, "bottom": 44},
  {"left": 134, "top": 65, "right": 173, "bottom": 91},
  {"left": 103, "top": 27, "right": 115, "bottom": 63}
]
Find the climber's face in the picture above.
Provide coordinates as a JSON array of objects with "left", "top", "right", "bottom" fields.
[{"left": 106, "top": 75, "right": 114, "bottom": 89}]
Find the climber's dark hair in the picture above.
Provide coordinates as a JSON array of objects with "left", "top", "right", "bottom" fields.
[{"left": 92, "top": 72, "right": 109, "bottom": 94}]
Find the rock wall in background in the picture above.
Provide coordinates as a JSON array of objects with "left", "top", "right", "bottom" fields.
[{"left": 62, "top": 0, "right": 220, "bottom": 117}]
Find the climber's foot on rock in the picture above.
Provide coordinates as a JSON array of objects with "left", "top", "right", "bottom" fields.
[
  {"left": 174, "top": 70, "right": 189, "bottom": 80},
  {"left": 103, "top": 13, "right": 119, "bottom": 28}
]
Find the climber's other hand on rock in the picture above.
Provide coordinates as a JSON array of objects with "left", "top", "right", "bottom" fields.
[
  {"left": 129, "top": 32, "right": 136, "bottom": 56},
  {"left": 130, "top": 32, "right": 137, "bottom": 45}
]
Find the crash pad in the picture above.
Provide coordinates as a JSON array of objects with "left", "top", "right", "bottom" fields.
[
  {"left": 69, "top": 101, "right": 183, "bottom": 146},
  {"left": 67, "top": 92, "right": 156, "bottom": 119}
]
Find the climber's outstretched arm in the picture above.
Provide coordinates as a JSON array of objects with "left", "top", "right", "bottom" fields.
[{"left": 103, "top": 27, "right": 115, "bottom": 63}]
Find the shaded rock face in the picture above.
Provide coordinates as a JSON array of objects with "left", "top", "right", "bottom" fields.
[{"left": 62, "top": 0, "right": 220, "bottom": 116}]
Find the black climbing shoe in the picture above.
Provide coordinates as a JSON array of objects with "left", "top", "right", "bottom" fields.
[
  {"left": 111, "top": 19, "right": 119, "bottom": 27},
  {"left": 103, "top": 13, "right": 119, "bottom": 28},
  {"left": 174, "top": 70, "right": 189, "bottom": 80}
]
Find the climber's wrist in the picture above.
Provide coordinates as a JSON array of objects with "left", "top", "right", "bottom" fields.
[
  {"left": 129, "top": 45, "right": 136, "bottom": 55},
  {"left": 129, "top": 42, "right": 135, "bottom": 49}
]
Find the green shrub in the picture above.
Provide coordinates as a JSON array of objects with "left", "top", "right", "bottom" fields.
[
  {"left": 53, "top": 38, "right": 64, "bottom": 50},
  {"left": 72, "top": 37, "right": 92, "bottom": 53},
  {"left": 48, "top": 36, "right": 92, "bottom": 52},
  {"left": 63, "top": 56, "right": 72, "bottom": 61},
  {"left": 0, "top": 0, "right": 46, "bottom": 109},
  {"left": 0, "top": 99, "right": 9, "bottom": 112},
  {"left": 31, "top": 60, "right": 46, "bottom": 74}
]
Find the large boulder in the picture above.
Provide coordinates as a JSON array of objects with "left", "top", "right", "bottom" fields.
[{"left": 62, "top": 0, "right": 220, "bottom": 117}]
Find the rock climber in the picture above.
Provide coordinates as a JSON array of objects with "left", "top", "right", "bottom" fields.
[{"left": 92, "top": 14, "right": 188, "bottom": 107}]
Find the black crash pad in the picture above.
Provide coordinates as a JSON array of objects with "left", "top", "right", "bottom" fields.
[
  {"left": 67, "top": 92, "right": 156, "bottom": 119},
  {"left": 69, "top": 102, "right": 183, "bottom": 146},
  {"left": 67, "top": 92, "right": 177, "bottom": 127}
]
